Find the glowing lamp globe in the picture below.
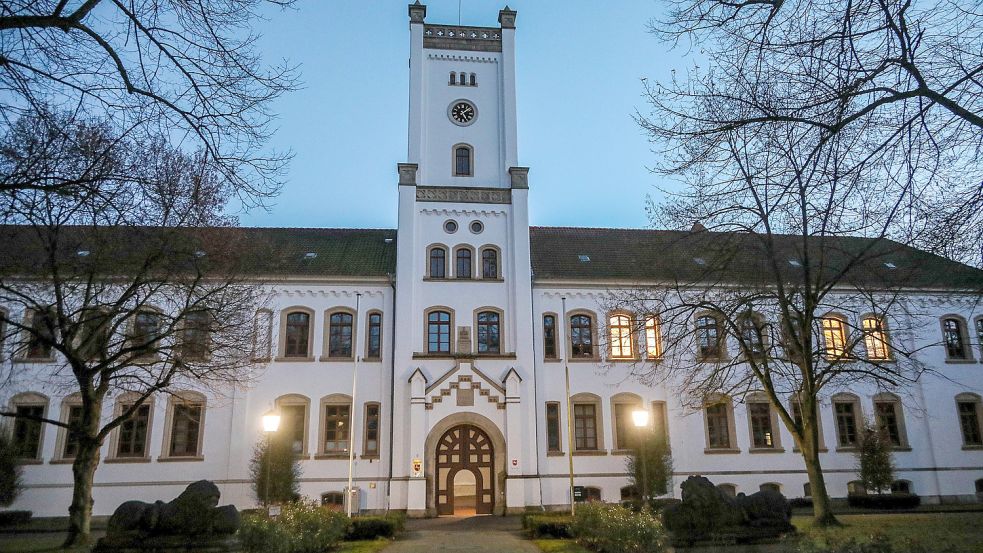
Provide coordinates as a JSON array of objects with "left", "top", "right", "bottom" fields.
[
  {"left": 262, "top": 411, "right": 281, "bottom": 433},
  {"left": 632, "top": 409, "right": 650, "bottom": 428}
]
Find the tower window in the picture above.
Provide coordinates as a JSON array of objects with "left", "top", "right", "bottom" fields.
[
  {"left": 459, "top": 72, "right": 466, "bottom": 85},
  {"left": 470, "top": 73, "right": 477, "bottom": 86},
  {"left": 454, "top": 145, "right": 473, "bottom": 177},
  {"left": 449, "top": 71, "right": 456, "bottom": 85}
]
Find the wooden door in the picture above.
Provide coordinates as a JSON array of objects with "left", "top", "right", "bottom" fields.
[{"left": 435, "top": 424, "right": 494, "bottom": 515}]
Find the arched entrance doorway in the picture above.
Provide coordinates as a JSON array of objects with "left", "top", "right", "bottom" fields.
[{"left": 435, "top": 424, "right": 494, "bottom": 515}]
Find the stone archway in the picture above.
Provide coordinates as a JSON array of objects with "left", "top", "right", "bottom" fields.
[{"left": 424, "top": 412, "right": 507, "bottom": 516}]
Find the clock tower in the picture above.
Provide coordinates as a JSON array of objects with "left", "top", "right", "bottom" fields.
[{"left": 392, "top": 3, "right": 539, "bottom": 516}]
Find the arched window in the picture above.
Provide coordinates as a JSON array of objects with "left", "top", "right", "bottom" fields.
[
  {"left": 163, "top": 391, "right": 206, "bottom": 459},
  {"left": 429, "top": 246, "right": 447, "bottom": 278},
  {"left": 695, "top": 313, "right": 726, "bottom": 360},
  {"left": 319, "top": 395, "right": 352, "bottom": 455},
  {"left": 284, "top": 311, "right": 311, "bottom": 357},
  {"left": 873, "top": 393, "right": 908, "bottom": 448},
  {"left": 180, "top": 310, "right": 211, "bottom": 361},
  {"left": 644, "top": 315, "right": 663, "bottom": 359},
  {"left": 9, "top": 392, "right": 48, "bottom": 460},
  {"left": 455, "top": 247, "right": 473, "bottom": 279},
  {"left": 275, "top": 394, "right": 310, "bottom": 455},
  {"left": 363, "top": 402, "right": 381, "bottom": 457},
  {"left": 611, "top": 393, "right": 643, "bottom": 450},
  {"left": 543, "top": 314, "right": 557, "bottom": 359},
  {"left": 481, "top": 248, "right": 498, "bottom": 279},
  {"left": 832, "top": 393, "right": 862, "bottom": 448},
  {"left": 570, "top": 314, "right": 594, "bottom": 358},
  {"left": 608, "top": 314, "right": 634, "bottom": 359},
  {"left": 976, "top": 317, "right": 983, "bottom": 359},
  {"left": 820, "top": 315, "right": 848, "bottom": 359},
  {"left": 942, "top": 317, "right": 970, "bottom": 360},
  {"left": 449, "top": 71, "right": 456, "bottom": 85},
  {"left": 746, "top": 392, "right": 780, "bottom": 450},
  {"left": 459, "top": 72, "right": 466, "bottom": 85},
  {"left": 22, "top": 308, "right": 55, "bottom": 360},
  {"left": 56, "top": 394, "right": 84, "bottom": 461},
  {"left": 253, "top": 309, "right": 273, "bottom": 361},
  {"left": 738, "top": 313, "right": 766, "bottom": 359},
  {"left": 111, "top": 394, "right": 153, "bottom": 460},
  {"left": 760, "top": 483, "right": 781, "bottom": 494},
  {"left": 476, "top": 310, "right": 501, "bottom": 353},
  {"left": 956, "top": 393, "right": 983, "bottom": 447},
  {"left": 328, "top": 311, "right": 354, "bottom": 358},
  {"left": 469, "top": 73, "right": 477, "bottom": 86},
  {"left": 454, "top": 145, "right": 473, "bottom": 177},
  {"left": 130, "top": 309, "right": 162, "bottom": 355},
  {"left": 571, "top": 393, "right": 603, "bottom": 451},
  {"left": 862, "top": 315, "right": 891, "bottom": 360},
  {"left": 717, "top": 484, "right": 737, "bottom": 498},
  {"left": 704, "top": 396, "right": 736, "bottom": 450},
  {"left": 427, "top": 310, "right": 451, "bottom": 353},
  {"left": 366, "top": 312, "right": 383, "bottom": 359}
]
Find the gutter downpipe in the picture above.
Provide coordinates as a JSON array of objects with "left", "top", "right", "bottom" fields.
[{"left": 386, "top": 272, "right": 397, "bottom": 511}]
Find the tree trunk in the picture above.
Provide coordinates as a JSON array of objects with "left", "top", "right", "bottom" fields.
[
  {"left": 802, "top": 443, "right": 839, "bottom": 527},
  {"left": 63, "top": 443, "right": 100, "bottom": 547}
]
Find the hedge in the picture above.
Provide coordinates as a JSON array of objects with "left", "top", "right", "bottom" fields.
[
  {"left": 846, "top": 493, "right": 921, "bottom": 510},
  {"left": 0, "top": 510, "right": 32, "bottom": 526},
  {"left": 346, "top": 513, "right": 406, "bottom": 540},
  {"left": 240, "top": 501, "right": 349, "bottom": 553},
  {"left": 525, "top": 514, "right": 573, "bottom": 538}
]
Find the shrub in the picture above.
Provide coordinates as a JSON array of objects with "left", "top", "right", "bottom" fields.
[
  {"left": 626, "top": 432, "right": 673, "bottom": 501},
  {"left": 346, "top": 513, "right": 406, "bottom": 540},
  {"left": 854, "top": 423, "right": 895, "bottom": 495},
  {"left": 250, "top": 433, "right": 302, "bottom": 505},
  {"left": 571, "top": 503, "right": 668, "bottom": 553},
  {"left": 521, "top": 510, "right": 570, "bottom": 529},
  {"left": 846, "top": 493, "right": 921, "bottom": 510},
  {"left": 0, "top": 431, "right": 23, "bottom": 507},
  {"left": 240, "top": 501, "right": 349, "bottom": 553},
  {"left": 525, "top": 514, "right": 573, "bottom": 538},
  {"left": 0, "top": 510, "right": 32, "bottom": 526},
  {"left": 788, "top": 497, "right": 814, "bottom": 509}
]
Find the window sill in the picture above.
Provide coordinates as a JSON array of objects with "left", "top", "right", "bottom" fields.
[
  {"left": 944, "top": 358, "right": 977, "bottom": 364},
  {"left": 543, "top": 358, "right": 562, "bottom": 363},
  {"left": 252, "top": 357, "right": 272, "bottom": 363},
  {"left": 314, "top": 453, "right": 351, "bottom": 460},
  {"left": 891, "top": 446, "right": 913, "bottom": 452},
  {"left": 412, "top": 352, "right": 456, "bottom": 359},
  {"left": 835, "top": 446, "right": 859, "bottom": 453},
  {"left": 607, "top": 357, "right": 641, "bottom": 363},
  {"left": 567, "top": 357, "right": 601, "bottom": 363},
  {"left": 274, "top": 356, "right": 316, "bottom": 363},
  {"left": 572, "top": 450, "right": 607, "bottom": 456},
  {"left": 50, "top": 458, "right": 76, "bottom": 465},
  {"left": 157, "top": 455, "right": 204, "bottom": 462},
  {"left": 703, "top": 448, "right": 741, "bottom": 455},
  {"left": 422, "top": 277, "right": 504, "bottom": 283},
  {"left": 610, "top": 449, "right": 632, "bottom": 456},
  {"left": 793, "top": 448, "right": 829, "bottom": 453},
  {"left": 961, "top": 445, "right": 983, "bottom": 450},
  {"left": 14, "top": 357, "right": 56, "bottom": 364},
  {"left": 749, "top": 447, "right": 786, "bottom": 454},
  {"left": 696, "top": 356, "right": 730, "bottom": 363},
  {"left": 360, "top": 454, "right": 380, "bottom": 460},
  {"left": 106, "top": 456, "right": 151, "bottom": 464},
  {"left": 15, "top": 458, "right": 43, "bottom": 465},
  {"left": 362, "top": 357, "right": 383, "bottom": 363},
  {"left": 546, "top": 451, "right": 565, "bottom": 457},
  {"left": 317, "top": 356, "right": 355, "bottom": 363}
]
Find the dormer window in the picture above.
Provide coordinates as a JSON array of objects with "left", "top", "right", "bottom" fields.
[{"left": 453, "top": 144, "right": 473, "bottom": 177}]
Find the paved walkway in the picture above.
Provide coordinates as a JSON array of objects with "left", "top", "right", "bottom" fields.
[{"left": 386, "top": 515, "right": 540, "bottom": 552}]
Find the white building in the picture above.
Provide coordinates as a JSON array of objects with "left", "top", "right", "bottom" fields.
[{"left": 4, "top": 3, "right": 983, "bottom": 517}]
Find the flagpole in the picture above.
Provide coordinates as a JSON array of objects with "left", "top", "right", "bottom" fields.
[
  {"left": 346, "top": 293, "right": 361, "bottom": 517},
  {"left": 562, "top": 296, "right": 576, "bottom": 515}
]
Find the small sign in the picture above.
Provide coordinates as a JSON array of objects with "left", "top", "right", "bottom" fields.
[
  {"left": 268, "top": 505, "right": 282, "bottom": 517},
  {"left": 411, "top": 457, "right": 423, "bottom": 478},
  {"left": 573, "top": 486, "right": 586, "bottom": 502},
  {"left": 511, "top": 458, "right": 518, "bottom": 467}
]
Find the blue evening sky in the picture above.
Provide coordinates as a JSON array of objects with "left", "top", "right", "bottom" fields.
[{"left": 244, "top": 0, "right": 684, "bottom": 230}]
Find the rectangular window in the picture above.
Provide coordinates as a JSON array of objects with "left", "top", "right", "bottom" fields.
[
  {"left": 570, "top": 315, "right": 593, "bottom": 357},
  {"left": 705, "top": 403, "right": 731, "bottom": 448},
  {"left": 862, "top": 317, "right": 890, "bottom": 360},
  {"left": 62, "top": 405, "right": 84, "bottom": 458},
  {"left": 834, "top": 401, "right": 858, "bottom": 447},
  {"left": 117, "top": 403, "right": 151, "bottom": 458},
  {"left": 957, "top": 401, "right": 982, "bottom": 446},
  {"left": 546, "top": 402, "right": 561, "bottom": 452},
  {"left": 77, "top": 309, "right": 110, "bottom": 360},
  {"left": 609, "top": 315, "right": 634, "bottom": 359},
  {"left": 285, "top": 312, "right": 310, "bottom": 357},
  {"left": 874, "top": 402, "right": 903, "bottom": 447},
  {"left": 12, "top": 405, "right": 44, "bottom": 458},
  {"left": 427, "top": 311, "right": 451, "bottom": 353},
  {"left": 131, "top": 311, "right": 161, "bottom": 354},
  {"left": 25, "top": 309, "right": 54, "bottom": 359},
  {"left": 280, "top": 403, "right": 307, "bottom": 454},
  {"left": 456, "top": 249, "right": 472, "bottom": 279},
  {"left": 696, "top": 315, "right": 724, "bottom": 359},
  {"left": 748, "top": 402, "right": 774, "bottom": 448},
  {"left": 614, "top": 403, "right": 636, "bottom": 450},
  {"left": 821, "top": 317, "right": 848, "bottom": 358},
  {"left": 476, "top": 311, "right": 501, "bottom": 353},
  {"left": 328, "top": 313, "right": 353, "bottom": 358},
  {"left": 645, "top": 316, "right": 662, "bottom": 358},
  {"left": 573, "top": 403, "right": 598, "bottom": 450},
  {"left": 364, "top": 403, "right": 380, "bottom": 456},
  {"left": 169, "top": 403, "right": 203, "bottom": 457},
  {"left": 367, "top": 313, "right": 382, "bottom": 358},
  {"left": 323, "top": 404, "right": 351, "bottom": 453},
  {"left": 543, "top": 315, "right": 557, "bottom": 359},
  {"left": 181, "top": 311, "right": 210, "bottom": 360}
]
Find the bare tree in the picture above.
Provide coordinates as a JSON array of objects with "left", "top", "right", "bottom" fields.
[
  {"left": 0, "top": 0, "right": 297, "bottom": 205},
  {"left": 645, "top": 0, "right": 983, "bottom": 267},
  {"left": 0, "top": 112, "right": 272, "bottom": 545}
]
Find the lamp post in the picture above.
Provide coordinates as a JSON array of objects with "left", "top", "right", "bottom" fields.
[
  {"left": 262, "top": 410, "right": 281, "bottom": 509},
  {"left": 632, "top": 408, "right": 650, "bottom": 508}
]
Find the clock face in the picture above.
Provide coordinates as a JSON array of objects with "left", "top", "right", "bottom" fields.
[{"left": 449, "top": 101, "right": 476, "bottom": 125}]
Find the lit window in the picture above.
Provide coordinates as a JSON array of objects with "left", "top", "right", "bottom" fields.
[
  {"left": 862, "top": 316, "right": 890, "bottom": 360},
  {"left": 748, "top": 402, "right": 775, "bottom": 448},
  {"left": 456, "top": 248, "right": 472, "bottom": 279},
  {"left": 608, "top": 314, "right": 634, "bottom": 359},
  {"left": 284, "top": 312, "right": 310, "bottom": 357},
  {"left": 427, "top": 310, "right": 451, "bottom": 353},
  {"left": 481, "top": 249, "right": 498, "bottom": 279},
  {"left": 570, "top": 314, "right": 593, "bottom": 358},
  {"left": 696, "top": 315, "right": 725, "bottom": 360},
  {"left": 942, "top": 318, "right": 968, "bottom": 359},
  {"left": 543, "top": 315, "right": 557, "bottom": 359},
  {"left": 366, "top": 313, "right": 382, "bottom": 359},
  {"left": 322, "top": 402, "right": 350, "bottom": 454},
  {"left": 328, "top": 312, "right": 354, "bottom": 358},
  {"left": 613, "top": 402, "right": 640, "bottom": 450},
  {"left": 821, "top": 316, "right": 848, "bottom": 359},
  {"left": 645, "top": 316, "right": 662, "bottom": 359},
  {"left": 454, "top": 145, "right": 472, "bottom": 176},
  {"left": 476, "top": 311, "right": 501, "bottom": 353},
  {"left": 429, "top": 247, "right": 447, "bottom": 278}
]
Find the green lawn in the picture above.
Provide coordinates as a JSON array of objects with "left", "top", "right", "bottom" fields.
[
  {"left": 793, "top": 512, "right": 983, "bottom": 553},
  {"left": 337, "top": 539, "right": 394, "bottom": 553},
  {"left": 532, "top": 539, "right": 589, "bottom": 553}
]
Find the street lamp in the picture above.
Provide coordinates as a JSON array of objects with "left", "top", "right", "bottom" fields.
[
  {"left": 262, "top": 410, "right": 281, "bottom": 508},
  {"left": 632, "top": 409, "right": 650, "bottom": 508}
]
